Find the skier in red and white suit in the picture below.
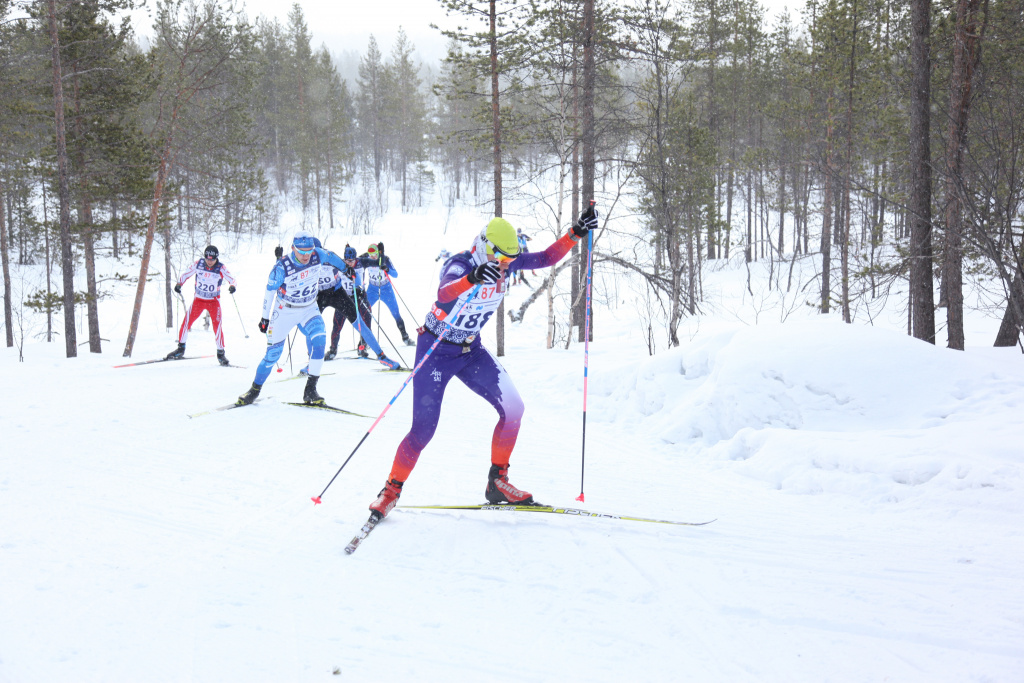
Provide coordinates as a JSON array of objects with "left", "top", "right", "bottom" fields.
[{"left": 165, "top": 245, "right": 237, "bottom": 366}]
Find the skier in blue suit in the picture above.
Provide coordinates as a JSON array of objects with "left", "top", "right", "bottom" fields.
[
  {"left": 236, "top": 231, "right": 399, "bottom": 407},
  {"left": 361, "top": 242, "right": 414, "bottom": 346}
]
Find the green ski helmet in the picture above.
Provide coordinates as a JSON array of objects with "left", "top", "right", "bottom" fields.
[{"left": 484, "top": 217, "right": 520, "bottom": 259}]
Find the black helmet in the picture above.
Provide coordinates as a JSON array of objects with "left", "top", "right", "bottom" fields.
[{"left": 204, "top": 245, "right": 219, "bottom": 260}]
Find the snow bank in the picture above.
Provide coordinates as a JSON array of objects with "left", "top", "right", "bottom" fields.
[{"left": 597, "top": 318, "right": 1024, "bottom": 505}]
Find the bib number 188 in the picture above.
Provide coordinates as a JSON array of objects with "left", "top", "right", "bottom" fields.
[{"left": 452, "top": 311, "right": 493, "bottom": 330}]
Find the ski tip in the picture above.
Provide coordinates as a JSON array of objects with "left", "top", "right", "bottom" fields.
[{"left": 311, "top": 496, "right": 322, "bottom": 505}]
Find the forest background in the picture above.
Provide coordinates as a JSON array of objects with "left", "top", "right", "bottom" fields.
[{"left": 1, "top": 0, "right": 1022, "bottom": 361}]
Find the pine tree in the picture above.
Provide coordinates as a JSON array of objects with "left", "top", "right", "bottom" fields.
[
  {"left": 123, "top": 0, "right": 256, "bottom": 357},
  {"left": 57, "top": 0, "right": 153, "bottom": 353},
  {"left": 387, "top": 28, "right": 427, "bottom": 210},
  {"left": 357, "top": 35, "right": 388, "bottom": 187}
]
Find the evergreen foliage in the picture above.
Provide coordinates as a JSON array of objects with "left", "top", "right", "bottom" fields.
[{"left": 1, "top": 0, "right": 1023, "bottom": 356}]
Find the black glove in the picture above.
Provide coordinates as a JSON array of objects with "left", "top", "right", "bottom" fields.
[
  {"left": 467, "top": 261, "right": 502, "bottom": 285},
  {"left": 228, "top": 285, "right": 236, "bottom": 294},
  {"left": 274, "top": 246, "right": 283, "bottom": 259},
  {"left": 173, "top": 283, "right": 182, "bottom": 294},
  {"left": 258, "top": 318, "right": 270, "bottom": 333},
  {"left": 573, "top": 203, "right": 599, "bottom": 238}
]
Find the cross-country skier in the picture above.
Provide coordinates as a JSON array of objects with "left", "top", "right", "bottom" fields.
[
  {"left": 361, "top": 242, "right": 414, "bottom": 346},
  {"left": 511, "top": 228, "right": 533, "bottom": 286},
  {"left": 435, "top": 248, "right": 451, "bottom": 263},
  {"left": 236, "top": 231, "right": 399, "bottom": 407},
  {"left": 366, "top": 205, "right": 599, "bottom": 519},
  {"left": 319, "top": 244, "right": 374, "bottom": 361},
  {"left": 165, "top": 245, "right": 237, "bottom": 366}
]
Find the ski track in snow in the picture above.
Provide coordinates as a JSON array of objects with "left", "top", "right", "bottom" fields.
[{"left": 2, "top": 209, "right": 1023, "bottom": 682}]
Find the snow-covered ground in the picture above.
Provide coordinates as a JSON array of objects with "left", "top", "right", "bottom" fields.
[{"left": 2, "top": 201, "right": 1023, "bottom": 682}]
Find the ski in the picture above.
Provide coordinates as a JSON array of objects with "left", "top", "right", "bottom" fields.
[
  {"left": 273, "top": 371, "right": 336, "bottom": 383},
  {"left": 343, "top": 356, "right": 411, "bottom": 372},
  {"left": 397, "top": 504, "right": 715, "bottom": 527},
  {"left": 188, "top": 397, "right": 264, "bottom": 418},
  {"left": 114, "top": 354, "right": 215, "bottom": 368},
  {"left": 284, "top": 402, "right": 371, "bottom": 418},
  {"left": 344, "top": 513, "right": 381, "bottom": 554}
]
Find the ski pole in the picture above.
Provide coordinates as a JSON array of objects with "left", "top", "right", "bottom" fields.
[
  {"left": 385, "top": 272, "right": 419, "bottom": 323},
  {"left": 353, "top": 282, "right": 370, "bottom": 357},
  {"left": 286, "top": 328, "right": 296, "bottom": 375},
  {"left": 577, "top": 202, "right": 595, "bottom": 503},
  {"left": 358, "top": 308, "right": 409, "bottom": 368},
  {"left": 347, "top": 282, "right": 407, "bottom": 365},
  {"left": 311, "top": 284, "right": 483, "bottom": 505},
  {"left": 230, "top": 291, "right": 249, "bottom": 338},
  {"left": 175, "top": 290, "right": 188, "bottom": 332}
]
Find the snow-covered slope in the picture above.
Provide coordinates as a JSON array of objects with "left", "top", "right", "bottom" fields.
[{"left": 1, "top": 205, "right": 1022, "bottom": 682}]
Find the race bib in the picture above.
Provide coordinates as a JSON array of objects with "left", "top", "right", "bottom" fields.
[{"left": 437, "top": 284, "right": 502, "bottom": 333}]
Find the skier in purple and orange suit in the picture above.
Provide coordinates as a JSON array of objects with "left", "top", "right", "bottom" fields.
[{"left": 367, "top": 205, "right": 600, "bottom": 520}]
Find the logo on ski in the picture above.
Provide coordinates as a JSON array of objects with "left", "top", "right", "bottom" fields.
[{"left": 397, "top": 504, "right": 715, "bottom": 526}]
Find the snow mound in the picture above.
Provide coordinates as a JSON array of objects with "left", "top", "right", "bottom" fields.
[{"left": 598, "top": 318, "right": 1024, "bottom": 504}]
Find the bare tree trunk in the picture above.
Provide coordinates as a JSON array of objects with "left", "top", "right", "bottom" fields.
[
  {"left": 745, "top": 171, "right": 752, "bottom": 263},
  {"left": 570, "top": 64, "right": 581, "bottom": 334},
  {"left": 994, "top": 268, "right": 1024, "bottom": 347},
  {"left": 909, "top": 0, "right": 936, "bottom": 343},
  {"left": 44, "top": 183, "right": 53, "bottom": 341},
  {"left": 943, "top": 0, "right": 987, "bottom": 350},
  {"left": 164, "top": 221, "right": 173, "bottom": 330},
  {"left": 687, "top": 213, "right": 696, "bottom": 315},
  {"left": 578, "top": 0, "right": 596, "bottom": 344},
  {"left": 48, "top": 0, "right": 77, "bottom": 357},
  {"left": 842, "top": 0, "right": 858, "bottom": 324},
  {"left": 725, "top": 154, "right": 733, "bottom": 260},
  {"left": 314, "top": 135, "right": 322, "bottom": 232},
  {"left": 0, "top": 186, "right": 12, "bottom": 347},
  {"left": 668, "top": 228, "right": 682, "bottom": 347},
  {"left": 124, "top": 143, "right": 173, "bottom": 357},
  {"left": 821, "top": 157, "right": 834, "bottom": 313},
  {"left": 81, "top": 206, "right": 101, "bottom": 351},
  {"left": 777, "top": 161, "right": 785, "bottom": 257},
  {"left": 707, "top": 0, "right": 718, "bottom": 261},
  {"left": 110, "top": 199, "right": 119, "bottom": 259},
  {"left": 489, "top": 0, "right": 506, "bottom": 356},
  {"left": 73, "top": 67, "right": 101, "bottom": 353},
  {"left": 327, "top": 144, "right": 335, "bottom": 232}
]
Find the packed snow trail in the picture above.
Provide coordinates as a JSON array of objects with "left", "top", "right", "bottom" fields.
[{"left": 2, "top": 214, "right": 1022, "bottom": 682}]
